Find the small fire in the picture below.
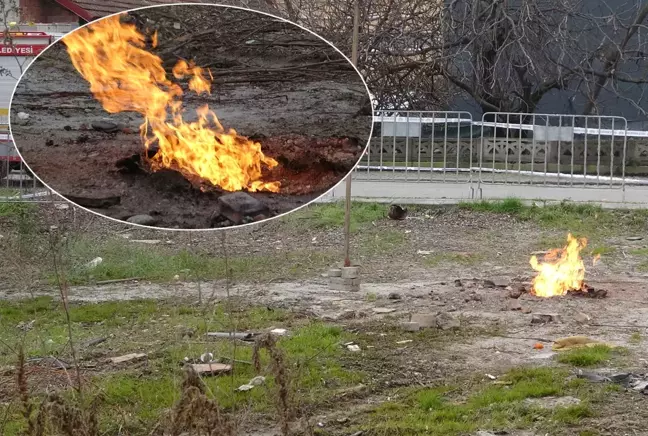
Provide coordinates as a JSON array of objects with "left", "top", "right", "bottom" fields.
[
  {"left": 530, "top": 233, "right": 597, "bottom": 298},
  {"left": 62, "top": 14, "right": 280, "bottom": 192}
]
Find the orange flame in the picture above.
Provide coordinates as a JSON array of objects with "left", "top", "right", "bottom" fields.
[
  {"left": 529, "top": 233, "right": 590, "bottom": 298},
  {"left": 61, "top": 14, "right": 279, "bottom": 192}
]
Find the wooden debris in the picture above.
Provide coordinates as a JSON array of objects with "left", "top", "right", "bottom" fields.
[
  {"left": 190, "top": 362, "right": 232, "bottom": 376},
  {"left": 110, "top": 353, "right": 147, "bottom": 364}
]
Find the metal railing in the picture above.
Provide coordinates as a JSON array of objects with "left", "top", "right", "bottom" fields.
[{"left": 355, "top": 111, "right": 475, "bottom": 183}]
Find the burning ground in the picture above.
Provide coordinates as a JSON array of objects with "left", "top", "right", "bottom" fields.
[
  {"left": 9, "top": 6, "right": 371, "bottom": 229},
  {"left": 2, "top": 200, "right": 648, "bottom": 434}
]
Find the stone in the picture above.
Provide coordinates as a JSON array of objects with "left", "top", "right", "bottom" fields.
[
  {"left": 436, "top": 312, "right": 460, "bottom": 330},
  {"left": 346, "top": 344, "right": 361, "bottom": 352},
  {"left": 373, "top": 307, "right": 396, "bottom": 314},
  {"left": 574, "top": 312, "right": 591, "bottom": 323},
  {"left": 400, "top": 321, "right": 420, "bottom": 332},
  {"left": 91, "top": 120, "right": 120, "bottom": 133},
  {"left": 521, "top": 307, "right": 532, "bottom": 314},
  {"left": 627, "top": 236, "right": 644, "bottom": 241},
  {"left": 218, "top": 192, "right": 268, "bottom": 225},
  {"left": 454, "top": 279, "right": 463, "bottom": 287},
  {"left": 110, "top": 353, "right": 147, "bottom": 364},
  {"left": 507, "top": 300, "right": 522, "bottom": 311},
  {"left": 475, "top": 432, "right": 497, "bottom": 436},
  {"left": 388, "top": 292, "right": 401, "bottom": 300},
  {"left": 127, "top": 214, "right": 158, "bottom": 226},
  {"left": 341, "top": 267, "right": 359, "bottom": 279},
  {"left": 531, "top": 313, "right": 561, "bottom": 324},
  {"left": 411, "top": 313, "right": 437, "bottom": 328},
  {"left": 336, "top": 310, "right": 357, "bottom": 320},
  {"left": 465, "top": 292, "right": 482, "bottom": 302},
  {"left": 507, "top": 285, "right": 525, "bottom": 299},
  {"left": 176, "top": 326, "right": 195, "bottom": 338},
  {"left": 329, "top": 277, "right": 361, "bottom": 291},
  {"left": 328, "top": 268, "right": 342, "bottom": 277}
]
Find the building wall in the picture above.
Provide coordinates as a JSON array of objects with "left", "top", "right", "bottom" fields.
[{"left": 19, "top": 0, "right": 78, "bottom": 23}]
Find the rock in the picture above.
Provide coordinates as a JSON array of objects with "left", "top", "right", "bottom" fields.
[
  {"left": 436, "top": 312, "right": 460, "bottom": 330},
  {"left": 335, "top": 310, "right": 357, "bottom": 320},
  {"left": 16, "top": 320, "right": 35, "bottom": 331},
  {"left": 110, "top": 353, "right": 147, "bottom": 364},
  {"left": 454, "top": 279, "right": 463, "bottom": 287},
  {"left": 388, "top": 204, "right": 407, "bottom": 220},
  {"left": 388, "top": 292, "right": 402, "bottom": 300},
  {"left": 91, "top": 120, "right": 119, "bottom": 133},
  {"left": 400, "top": 321, "right": 421, "bottom": 332},
  {"left": 521, "top": 307, "right": 532, "bottom": 314},
  {"left": 507, "top": 300, "right": 522, "bottom": 311},
  {"left": 531, "top": 313, "right": 561, "bottom": 324},
  {"left": 627, "top": 236, "right": 644, "bottom": 241},
  {"left": 476, "top": 431, "right": 498, "bottom": 436},
  {"left": 176, "top": 326, "right": 195, "bottom": 338},
  {"left": 465, "top": 292, "right": 482, "bottom": 302},
  {"left": 218, "top": 192, "right": 269, "bottom": 225},
  {"left": 507, "top": 285, "right": 525, "bottom": 299},
  {"left": 482, "top": 279, "right": 497, "bottom": 288},
  {"left": 347, "top": 344, "right": 361, "bottom": 352},
  {"left": 17, "top": 112, "right": 29, "bottom": 120},
  {"left": 574, "top": 312, "right": 591, "bottom": 323},
  {"left": 523, "top": 396, "right": 581, "bottom": 409},
  {"left": 411, "top": 313, "right": 436, "bottom": 328},
  {"left": 126, "top": 214, "right": 158, "bottom": 226},
  {"left": 372, "top": 308, "right": 396, "bottom": 314}
]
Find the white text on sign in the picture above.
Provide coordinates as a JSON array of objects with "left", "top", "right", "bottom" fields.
[{"left": 0, "top": 45, "right": 47, "bottom": 56}]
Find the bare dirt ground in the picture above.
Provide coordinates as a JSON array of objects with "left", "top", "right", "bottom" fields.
[
  {"left": 10, "top": 5, "right": 371, "bottom": 229},
  {"left": 2, "top": 201, "right": 648, "bottom": 434}
]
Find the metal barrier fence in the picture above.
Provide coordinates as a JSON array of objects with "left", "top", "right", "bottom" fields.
[
  {"left": 356, "top": 111, "right": 475, "bottom": 183},
  {"left": 0, "top": 137, "right": 52, "bottom": 202},
  {"left": 350, "top": 111, "right": 648, "bottom": 204}
]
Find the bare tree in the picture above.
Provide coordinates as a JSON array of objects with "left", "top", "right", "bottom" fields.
[{"left": 80, "top": 0, "right": 648, "bottom": 119}]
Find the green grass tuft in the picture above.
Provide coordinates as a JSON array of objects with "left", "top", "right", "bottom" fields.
[{"left": 556, "top": 345, "right": 617, "bottom": 367}]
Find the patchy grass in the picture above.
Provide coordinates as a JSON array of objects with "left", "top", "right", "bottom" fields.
[
  {"left": 556, "top": 345, "right": 620, "bottom": 367},
  {"left": 0, "top": 201, "right": 36, "bottom": 217},
  {"left": 361, "top": 367, "right": 598, "bottom": 435},
  {"left": 459, "top": 198, "right": 648, "bottom": 236},
  {"left": 57, "top": 237, "right": 337, "bottom": 285},
  {"left": 1, "top": 298, "right": 364, "bottom": 433},
  {"left": 630, "top": 332, "right": 643, "bottom": 344},
  {"left": 359, "top": 229, "right": 408, "bottom": 255},
  {"left": 288, "top": 202, "right": 385, "bottom": 231}
]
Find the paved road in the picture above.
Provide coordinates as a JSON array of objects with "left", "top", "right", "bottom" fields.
[{"left": 317, "top": 172, "right": 648, "bottom": 209}]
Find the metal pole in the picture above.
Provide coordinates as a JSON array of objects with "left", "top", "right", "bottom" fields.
[{"left": 344, "top": 0, "right": 360, "bottom": 267}]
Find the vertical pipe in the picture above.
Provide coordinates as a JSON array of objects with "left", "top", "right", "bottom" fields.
[{"left": 343, "top": 0, "right": 360, "bottom": 267}]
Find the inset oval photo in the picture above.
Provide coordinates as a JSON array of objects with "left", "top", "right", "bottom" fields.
[{"left": 10, "top": 4, "right": 372, "bottom": 230}]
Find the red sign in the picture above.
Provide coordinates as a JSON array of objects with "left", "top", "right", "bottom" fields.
[{"left": 0, "top": 44, "right": 47, "bottom": 56}]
